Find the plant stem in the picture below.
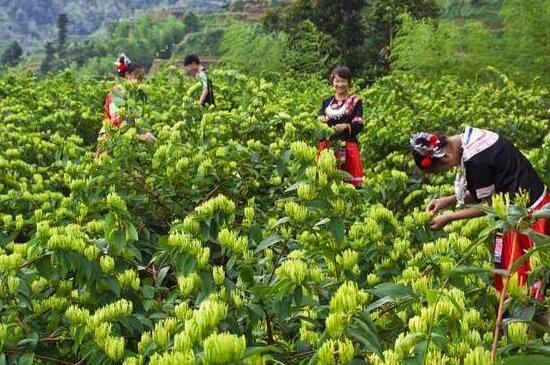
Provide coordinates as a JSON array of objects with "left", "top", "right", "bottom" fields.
[{"left": 4, "top": 349, "right": 77, "bottom": 365}]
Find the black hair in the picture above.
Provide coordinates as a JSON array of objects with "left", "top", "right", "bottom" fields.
[
  {"left": 411, "top": 135, "right": 449, "bottom": 172},
  {"left": 184, "top": 54, "right": 201, "bottom": 66},
  {"left": 330, "top": 66, "right": 352, "bottom": 84}
]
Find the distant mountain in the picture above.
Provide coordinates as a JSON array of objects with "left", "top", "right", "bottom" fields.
[{"left": 0, "top": 0, "right": 230, "bottom": 49}]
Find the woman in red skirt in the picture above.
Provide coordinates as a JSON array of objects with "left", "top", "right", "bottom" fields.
[
  {"left": 410, "top": 127, "right": 549, "bottom": 299},
  {"left": 318, "top": 66, "right": 365, "bottom": 188}
]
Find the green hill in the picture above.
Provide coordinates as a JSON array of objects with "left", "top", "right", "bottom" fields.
[{"left": 0, "top": 0, "right": 231, "bottom": 49}]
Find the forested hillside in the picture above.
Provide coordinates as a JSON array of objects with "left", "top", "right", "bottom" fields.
[{"left": 0, "top": 0, "right": 230, "bottom": 48}]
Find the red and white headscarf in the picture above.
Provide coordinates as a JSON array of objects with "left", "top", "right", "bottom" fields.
[{"left": 410, "top": 132, "right": 446, "bottom": 168}]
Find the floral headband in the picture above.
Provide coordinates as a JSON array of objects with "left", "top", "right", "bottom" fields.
[
  {"left": 410, "top": 132, "right": 446, "bottom": 167},
  {"left": 115, "top": 53, "right": 131, "bottom": 77}
]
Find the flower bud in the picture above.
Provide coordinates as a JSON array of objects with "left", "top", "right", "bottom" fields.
[
  {"left": 149, "top": 350, "right": 195, "bottom": 365},
  {"left": 326, "top": 313, "right": 346, "bottom": 338},
  {"left": 284, "top": 202, "right": 308, "bottom": 223},
  {"left": 463, "top": 346, "right": 491, "bottom": 365},
  {"left": 106, "top": 192, "right": 127, "bottom": 213},
  {"left": 338, "top": 338, "right": 355, "bottom": 364},
  {"left": 212, "top": 266, "right": 225, "bottom": 286},
  {"left": 100, "top": 256, "right": 115, "bottom": 274},
  {"left": 203, "top": 332, "right": 246, "bottom": 364},
  {"left": 290, "top": 141, "right": 316, "bottom": 164},
  {"left": 117, "top": 269, "right": 140, "bottom": 290},
  {"left": 317, "top": 150, "right": 337, "bottom": 175},
  {"left": 507, "top": 322, "right": 529, "bottom": 345},
  {"left": 84, "top": 245, "right": 100, "bottom": 261},
  {"left": 329, "top": 281, "right": 366, "bottom": 315},
  {"left": 317, "top": 340, "right": 336, "bottom": 365},
  {"left": 104, "top": 336, "right": 125, "bottom": 361},
  {"left": 137, "top": 332, "right": 152, "bottom": 354}
]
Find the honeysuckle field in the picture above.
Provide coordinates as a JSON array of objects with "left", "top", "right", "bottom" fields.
[{"left": 0, "top": 67, "right": 549, "bottom": 365}]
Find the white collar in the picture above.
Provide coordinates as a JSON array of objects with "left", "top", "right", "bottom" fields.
[{"left": 461, "top": 126, "right": 499, "bottom": 162}]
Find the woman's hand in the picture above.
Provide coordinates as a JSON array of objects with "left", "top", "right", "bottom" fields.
[
  {"left": 138, "top": 132, "right": 157, "bottom": 143},
  {"left": 333, "top": 124, "right": 350, "bottom": 134},
  {"left": 428, "top": 214, "right": 450, "bottom": 230},
  {"left": 426, "top": 196, "right": 455, "bottom": 215}
]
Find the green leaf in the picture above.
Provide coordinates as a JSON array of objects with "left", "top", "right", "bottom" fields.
[
  {"left": 273, "top": 217, "right": 290, "bottom": 228},
  {"left": 285, "top": 182, "right": 303, "bottom": 193},
  {"left": 18, "top": 353, "right": 34, "bottom": 365},
  {"left": 448, "top": 265, "right": 507, "bottom": 277},
  {"left": 309, "top": 199, "right": 332, "bottom": 211},
  {"left": 141, "top": 285, "right": 155, "bottom": 299},
  {"left": 404, "top": 339, "right": 428, "bottom": 365},
  {"left": 347, "top": 327, "right": 383, "bottom": 359},
  {"left": 155, "top": 266, "right": 170, "bottom": 287},
  {"left": 125, "top": 222, "right": 139, "bottom": 242},
  {"left": 105, "top": 277, "right": 121, "bottom": 296},
  {"left": 103, "top": 212, "right": 117, "bottom": 238},
  {"left": 503, "top": 355, "right": 550, "bottom": 365},
  {"left": 240, "top": 265, "right": 255, "bottom": 286},
  {"left": 255, "top": 234, "right": 283, "bottom": 253},
  {"left": 370, "top": 282, "right": 413, "bottom": 299},
  {"left": 329, "top": 217, "right": 345, "bottom": 243},
  {"left": 365, "top": 297, "right": 394, "bottom": 313},
  {"left": 16, "top": 332, "right": 39, "bottom": 349},
  {"left": 314, "top": 218, "right": 330, "bottom": 227},
  {"left": 425, "top": 289, "right": 438, "bottom": 306},
  {"left": 508, "top": 303, "right": 536, "bottom": 321}
]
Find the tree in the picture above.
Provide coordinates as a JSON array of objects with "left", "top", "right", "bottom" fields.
[
  {"left": 286, "top": 20, "right": 340, "bottom": 77},
  {"left": 183, "top": 12, "right": 201, "bottom": 34},
  {"left": 220, "top": 24, "right": 287, "bottom": 77},
  {"left": 284, "top": 0, "right": 367, "bottom": 72},
  {"left": 57, "top": 13, "right": 69, "bottom": 51},
  {"left": 1, "top": 41, "right": 23, "bottom": 67},
  {"left": 364, "top": 0, "right": 440, "bottom": 73},
  {"left": 262, "top": 8, "right": 285, "bottom": 33},
  {"left": 40, "top": 41, "right": 56, "bottom": 75}
]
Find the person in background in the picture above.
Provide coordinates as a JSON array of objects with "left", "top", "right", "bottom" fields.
[
  {"left": 99, "top": 53, "right": 156, "bottom": 144},
  {"left": 410, "top": 127, "right": 549, "bottom": 299},
  {"left": 183, "top": 54, "right": 215, "bottom": 106},
  {"left": 318, "top": 66, "right": 365, "bottom": 188}
]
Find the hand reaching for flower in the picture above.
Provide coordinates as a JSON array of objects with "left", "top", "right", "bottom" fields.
[{"left": 138, "top": 132, "right": 157, "bottom": 143}]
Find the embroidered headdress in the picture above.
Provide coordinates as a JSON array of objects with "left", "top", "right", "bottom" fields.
[{"left": 410, "top": 132, "right": 446, "bottom": 168}]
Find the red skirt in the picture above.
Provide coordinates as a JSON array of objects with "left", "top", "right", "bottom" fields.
[
  {"left": 318, "top": 139, "right": 364, "bottom": 187},
  {"left": 493, "top": 191, "right": 550, "bottom": 300}
]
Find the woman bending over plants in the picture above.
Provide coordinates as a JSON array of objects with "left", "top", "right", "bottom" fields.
[
  {"left": 318, "top": 66, "right": 365, "bottom": 188},
  {"left": 99, "top": 53, "right": 156, "bottom": 144},
  {"left": 410, "top": 127, "right": 549, "bottom": 299}
]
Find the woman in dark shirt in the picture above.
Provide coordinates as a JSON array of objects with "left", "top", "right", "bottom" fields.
[
  {"left": 318, "top": 66, "right": 364, "bottom": 187},
  {"left": 410, "top": 126, "right": 549, "bottom": 299}
]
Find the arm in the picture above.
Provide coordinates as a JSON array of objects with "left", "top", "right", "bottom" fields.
[
  {"left": 199, "top": 86, "right": 209, "bottom": 106},
  {"left": 427, "top": 192, "right": 479, "bottom": 214},
  {"left": 429, "top": 206, "right": 485, "bottom": 230},
  {"left": 198, "top": 72, "right": 209, "bottom": 106}
]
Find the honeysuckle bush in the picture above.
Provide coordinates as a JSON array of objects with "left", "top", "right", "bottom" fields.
[{"left": 0, "top": 67, "right": 549, "bottom": 364}]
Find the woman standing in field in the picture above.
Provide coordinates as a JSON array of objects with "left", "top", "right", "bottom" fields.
[
  {"left": 410, "top": 127, "right": 549, "bottom": 299},
  {"left": 318, "top": 66, "right": 365, "bottom": 188}
]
